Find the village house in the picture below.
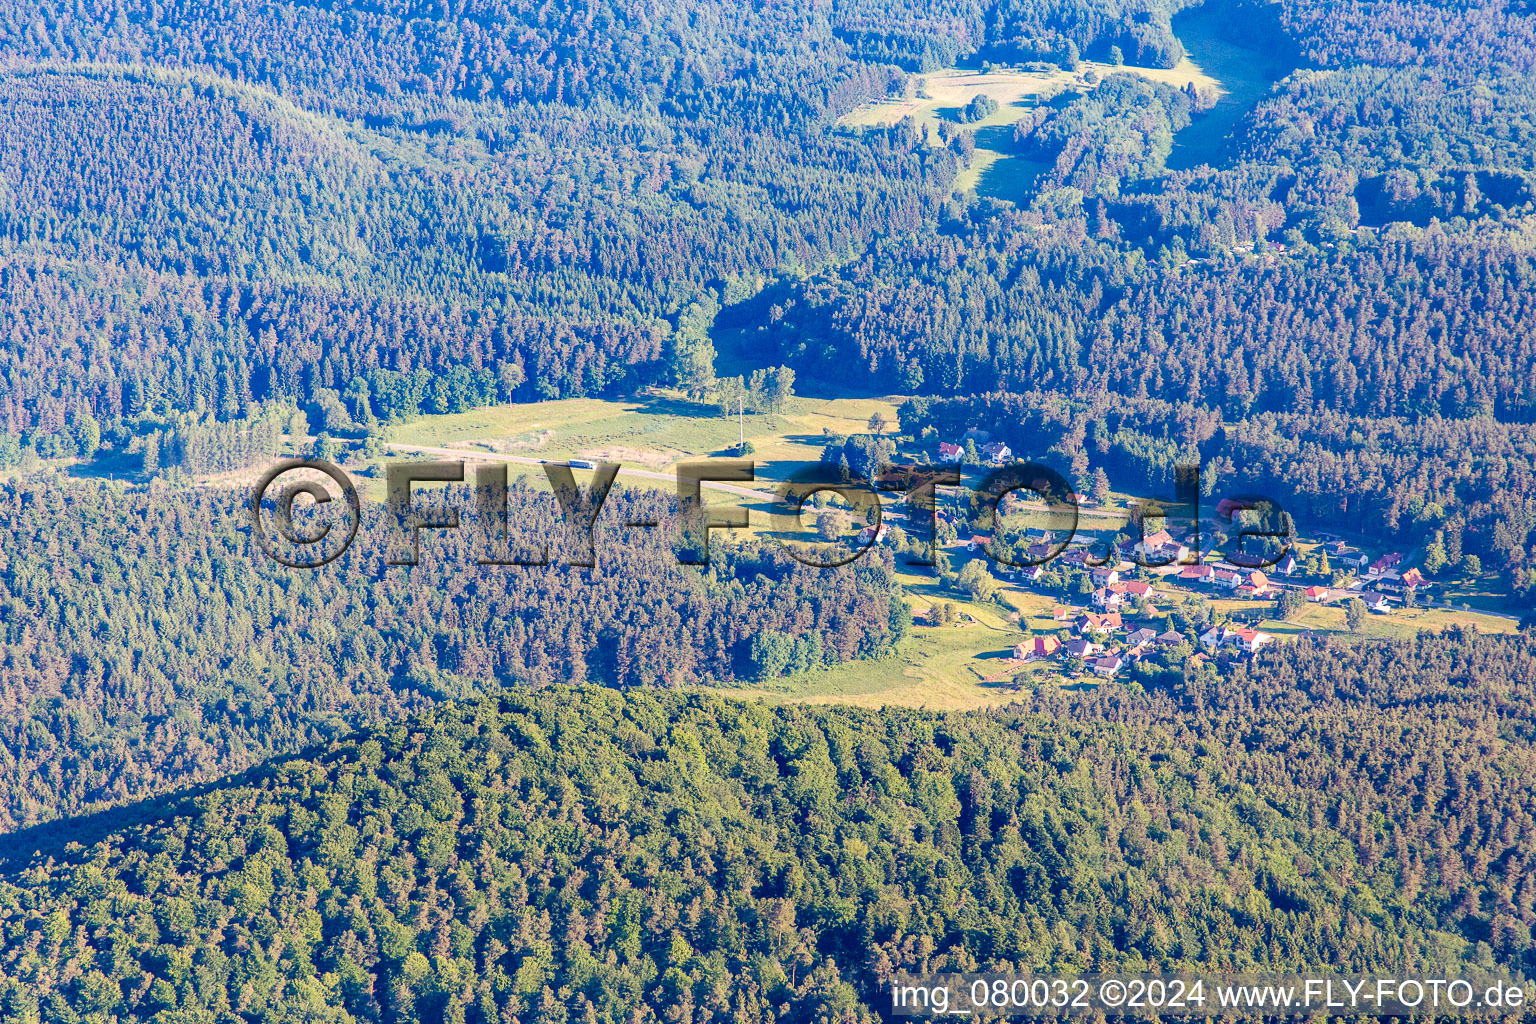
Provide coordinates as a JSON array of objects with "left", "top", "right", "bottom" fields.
[
  {"left": 1091, "top": 654, "right": 1124, "bottom": 678},
  {"left": 1092, "top": 588, "right": 1124, "bottom": 611},
  {"left": 1229, "top": 627, "right": 1275, "bottom": 653},
  {"left": 857, "top": 524, "right": 889, "bottom": 545},
  {"left": 1179, "top": 564, "right": 1215, "bottom": 584},
  {"left": 1125, "top": 627, "right": 1158, "bottom": 650},
  {"left": 1089, "top": 566, "right": 1121, "bottom": 587},
  {"left": 1051, "top": 605, "right": 1077, "bottom": 621},
  {"left": 1113, "top": 580, "right": 1155, "bottom": 599},
  {"left": 1153, "top": 629, "right": 1186, "bottom": 647},
  {"left": 1368, "top": 552, "right": 1404, "bottom": 577},
  {"left": 1129, "top": 529, "right": 1191, "bottom": 565},
  {"left": 938, "top": 441, "right": 963, "bottom": 461},
  {"left": 1360, "top": 590, "right": 1392, "bottom": 612},
  {"left": 1275, "top": 552, "right": 1298, "bottom": 575},
  {"left": 1017, "top": 565, "right": 1047, "bottom": 584},
  {"left": 1062, "top": 638, "right": 1100, "bottom": 659},
  {"left": 1236, "top": 570, "right": 1272, "bottom": 598},
  {"left": 1202, "top": 625, "right": 1275, "bottom": 653},
  {"left": 1075, "top": 612, "right": 1124, "bottom": 635},
  {"left": 1304, "top": 585, "right": 1333, "bottom": 603},
  {"left": 1156, "top": 540, "right": 1192, "bottom": 563},
  {"left": 966, "top": 534, "right": 990, "bottom": 552},
  {"left": 1211, "top": 569, "right": 1242, "bottom": 590},
  {"left": 1014, "top": 635, "right": 1061, "bottom": 662},
  {"left": 980, "top": 441, "right": 1013, "bottom": 465}
]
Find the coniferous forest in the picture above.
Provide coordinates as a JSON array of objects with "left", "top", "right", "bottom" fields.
[{"left": 1, "top": 0, "right": 1536, "bottom": 1019}]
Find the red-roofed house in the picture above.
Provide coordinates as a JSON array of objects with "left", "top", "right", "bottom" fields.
[
  {"left": 1230, "top": 627, "right": 1275, "bottom": 653},
  {"left": 1014, "top": 635, "right": 1062, "bottom": 662},
  {"left": 1237, "top": 570, "right": 1272, "bottom": 597},
  {"left": 938, "top": 441, "right": 963, "bottom": 461},
  {"left": 1368, "top": 552, "right": 1404, "bottom": 576},
  {"left": 1075, "top": 612, "right": 1124, "bottom": 635}
]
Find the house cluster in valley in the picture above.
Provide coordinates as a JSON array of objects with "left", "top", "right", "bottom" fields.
[{"left": 978, "top": 528, "right": 1430, "bottom": 681}]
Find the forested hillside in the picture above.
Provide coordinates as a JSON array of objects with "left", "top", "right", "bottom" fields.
[
  {"left": 0, "top": 475, "right": 903, "bottom": 832},
  {"left": 1, "top": 631, "right": 1533, "bottom": 1021},
  {"left": 1, "top": 0, "right": 1535, "bottom": 1016},
  {"left": 0, "top": 0, "right": 954, "bottom": 448}
]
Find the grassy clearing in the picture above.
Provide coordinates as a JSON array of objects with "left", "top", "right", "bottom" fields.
[
  {"left": 1165, "top": 7, "right": 1292, "bottom": 170},
  {"left": 386, "top": 390, "right": 902, "bottom": 476},
  {"left": 838, "top": 58, "right": 1222, "bottom": 200},
  {"left": 373, "top": 390, "right": 907, "bottom": 539}
]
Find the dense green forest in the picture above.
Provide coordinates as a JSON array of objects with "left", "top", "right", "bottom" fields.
[
  {"left": 0, "top": 475, "right": 903, "bottom": 832},
  {"left": 1, "top": 631, "right": 1534, "bottom": 1021}
]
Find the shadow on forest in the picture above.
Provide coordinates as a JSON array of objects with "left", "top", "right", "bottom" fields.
[
  {"left": 0, "top": 746, "right": 329, "bottom": 874},
  {"left": 64, "top": 449, "right": 142, "bottom": 483}
]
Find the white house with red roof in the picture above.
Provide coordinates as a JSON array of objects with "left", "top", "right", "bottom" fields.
[
  {"left": 1236, "top": 570, "right": 1272, "bottom": 597},
  {"left": 1229, "top": 627, "right": 1274, "bottom": 653},
  {"left": 1075, "top": 612, "right": 1124, "bottom": 635}
]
